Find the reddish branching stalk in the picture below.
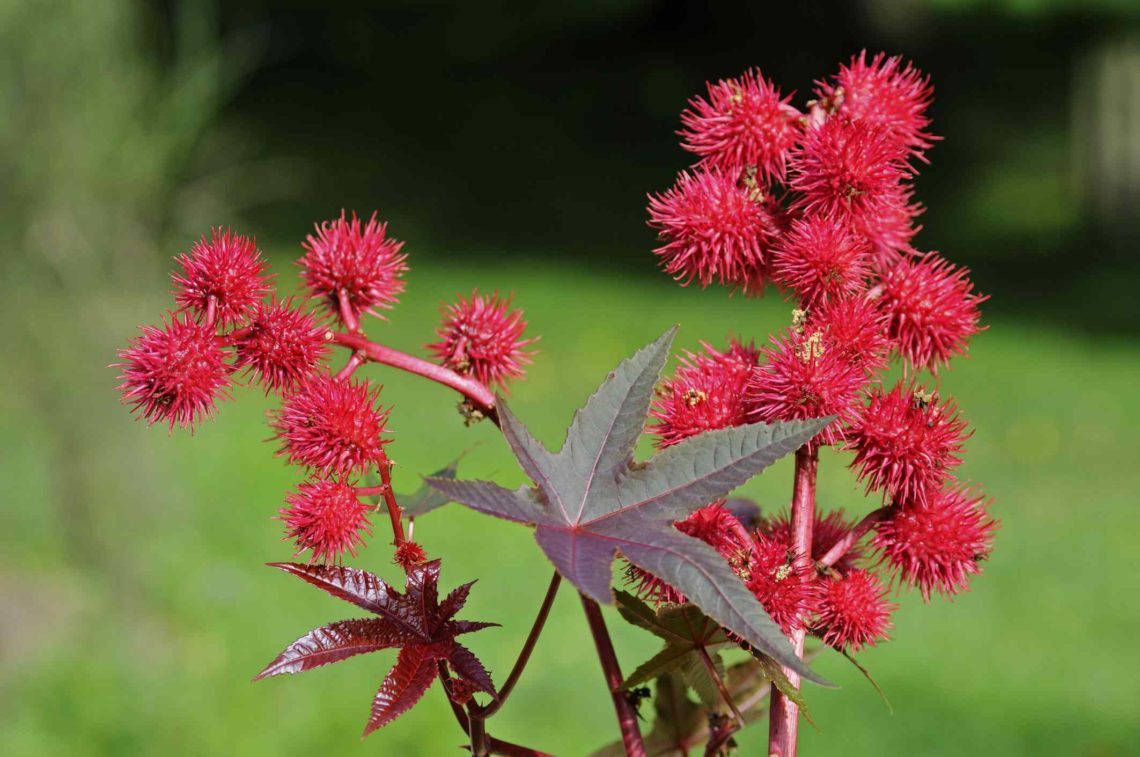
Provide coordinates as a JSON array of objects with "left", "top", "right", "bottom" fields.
[
  {"left": 580, "top": 595, "right": 646, "bottom": 757},
  {"left": 330, "top": 330, "right": 497, "bottom": 418},
  {"left": 438, "top": 662, "right": 553, "bottom": 757},
  {"left": 377, "top": 456, "right": 406, "bottom": 546},
  {"left": 768, "top": 446, "right": 818, "bottom": 757},
  {"left": 818, "top": 505, "right": 891, "bottom": 569}
]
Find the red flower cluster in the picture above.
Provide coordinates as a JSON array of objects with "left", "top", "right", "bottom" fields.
[
  {"left": 639, "top": 52, "right": 997, "bottom": 650},
  {"left": 117, "top": 213, "right": 536, "bottom": 565}
]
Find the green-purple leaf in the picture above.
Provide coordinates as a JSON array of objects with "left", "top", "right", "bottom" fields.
[{"left": 428, "top": 330, "right": 830, "bottom": 685}]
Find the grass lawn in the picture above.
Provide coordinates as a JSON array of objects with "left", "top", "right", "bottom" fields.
[{"left": 2, "top": 255, "right": 1137, "bottom": 756}]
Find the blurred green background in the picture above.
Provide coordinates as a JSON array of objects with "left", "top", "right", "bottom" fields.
[{"left": 2, "top": 1, "right": 1138, "bottom": 755}]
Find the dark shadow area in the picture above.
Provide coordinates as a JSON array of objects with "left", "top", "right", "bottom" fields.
[{"left": 159, "top": 0, "right": 1138, "bottom": 334}]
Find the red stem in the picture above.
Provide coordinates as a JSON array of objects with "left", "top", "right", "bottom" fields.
[
  {"left": 336, "top": 288, "right": 361, "bottom": 333},
  {"left": 377, "top": 456, "right": 406, "bottom": 546},
  {"left": 329, "top": 331, "right": 497, "bottom": 418},
  {"left": 580, "top": 594, "right": 646, "bottom": 757},
  {"left": 817, "top": 505, "right": 891, "bottom": 569},
  {"left": 437, "top": 662, "right": 553, "bottom": 757},
  {"left": 334, "top": 349, "right": 367, "bottom": 381},
  {"left": 768, "top": 446, "right": 818, "bottom": 757},
  {"left": 204, "top": 294, "right": 218, "bottom": 329},
  {"left": 477, "top": 572, "right": 561, "bottom": 718}
]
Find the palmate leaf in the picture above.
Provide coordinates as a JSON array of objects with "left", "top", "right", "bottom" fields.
[
  {"left": 615, "top": 593, "right": 731, "bottom": 708},
  {"left": 401, "top": 458, "right": 463, "bottom": 517},
  {"left": 429, "top": 329, "right": 830, "bottom": 683},
  {"left": 256, "top": 560, "right": 497, "bottom": 737}
]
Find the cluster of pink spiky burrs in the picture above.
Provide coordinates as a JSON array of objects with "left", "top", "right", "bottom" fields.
[
  {"left": 640, "top": 51, "right": 997, "bottom": 755},
  {"left": 117, "top": 212, "right": 536, "bottom": 567}
]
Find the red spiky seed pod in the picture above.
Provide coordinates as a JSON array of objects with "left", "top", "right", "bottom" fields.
[
  {"left": 762, "top": 509, "right": 866, "bottom": 575},
  {"left": 878, "top": 252, "right": 987, "bottom": 373},
  {"left": 749, "top": 328, "right": 867, "bottom": 448},
  {"left": 233, "top": 299, "right": 330, "bottom": 394},
  {"left": 425, "top": 290, "right": 536, "bottom": 389},
  {"left": 280, "top": 478, "right": 372, "bottom": 563},
  {"left": 847, "top": 381, "right": 970, "bottom": 503},
  {"left": 627, "top": 501, "right": 753, "bottom": 604},
  {"left": 744, "top": 532, "right": 821, "bottom": 635},
  {"left": 272, "top": 373, "right": 391, "bottom": 477},
  {"left": 299, "top": 211, "right": 408, "bottom": 326},
  {"left": 817, "top": 51, "right": 937, "bottom": 160},
  {"left": 874, "top": 483, "right": 997, "bottom": 600},
  {"left": 771, "top": 214, "right": 872, "bottom": 309},
  {"left": 172, "top": 228, "right": 272, "bottom": 327},
  {"left": 649, "top": 342, "right": 757, "bottom": 448},
  {"left": 808, "top": 294, "right": 891, "bottom": 374},
  {"left": 647, "top": 169, "right": 783, "bottom": 295},
  {"left": 679, "top": 68, "right": 803, "bottom": 182},
  {"left": 115, "top": 313, "right": 233, "bottom": 431},
  {"left": 814, "top": 569, "right": 895, "bottom": 651},
  {"left": 393, "top": 540, "right": 428, "bottom": 571},
  {"left": 788, "top": 117, "right": 912, "bottom": 240}
]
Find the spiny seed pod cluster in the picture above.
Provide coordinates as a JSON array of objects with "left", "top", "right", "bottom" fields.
[
  {"left": 639, "top": 51, "right": 996, "bottom": 652},
  {"left": 115, "top": 213, "right": 536, "bottom": 565}
]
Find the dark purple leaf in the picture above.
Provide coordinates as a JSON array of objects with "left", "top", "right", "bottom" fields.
[
  {"left": 255, "top": 619, "right": 412, "bottom": 680},
  {"left": 447, "top": 620, "right": 500, "bottom": 636},
  {"left": 363, "top": 644, "right": 443, "bottom": 736},
  {"left": 437, "top": 580, "right": 476, "bottom": 625},
  {"left": 258, "top": 560, "right": 496, "bottom": 736},
  {"left": 430, "top": 330, "right": 831, "bottom": 685},
  {"left": 448, "top": 642, "right": 496, "bottom": 695},
  {"left": 268, "top": 562, "right": 425, "bottom": 639}
]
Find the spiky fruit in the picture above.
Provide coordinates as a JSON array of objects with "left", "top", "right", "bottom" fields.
[
  {"left": 627, "top": 501, "right": 753, "bottom": 604},
  {"left": 788, "top": 117, "right": 912, "bottom": 243},
  {"left": 272, "top": 374, "right": 391, "bottom": 477},
  {"left": 647, "top": 169, "right": 783, "bottom": 295},
  {"left": 299, "top": 211, "right": 408, "bottom": 326},
  {"left": 817, "top": 51, "right": 937, "bottom": 160},
  {"left": 115, "top": 313, "right": 233, "bottom": 430},
  {"left": 172, "top": 228, "right": 272, "bottom": 327},
  {"left": 680, "top": 68, "right": 802, "bottom": 182},
  {"left": 744, "top": 531, "right": 821, "bottom": 635},
  {"left": 771, "top": 214, "right": 871, "bottom": 308},
  {"left": 650, "top": 341, "right": 757, "bottom": 448},
  {"left": 808, "top": 294, "right": 891, "bottom": 374},
  {"left": 425, "top": 290, "right": 536, "bottom": 389},
  {"left": 814, "top": 569, "right": 895, "bottom": 651},
  {"left": 847, "top": 381, "right": 970, "bottom": 503},
  {"left": 749, "top": 328, "right": 866, "bottom": 448},
  {"left": 874, "top": 483, "right": 997, "bottom": 600},
  {"left": 878, "top": 252, "right": 987, "bottom": 373},
  {"left": 280, "top": 478, "right": 372, "bottom": 563},
  {"left": 233, "top": 299, "right": 330, "bottom": 394}
]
